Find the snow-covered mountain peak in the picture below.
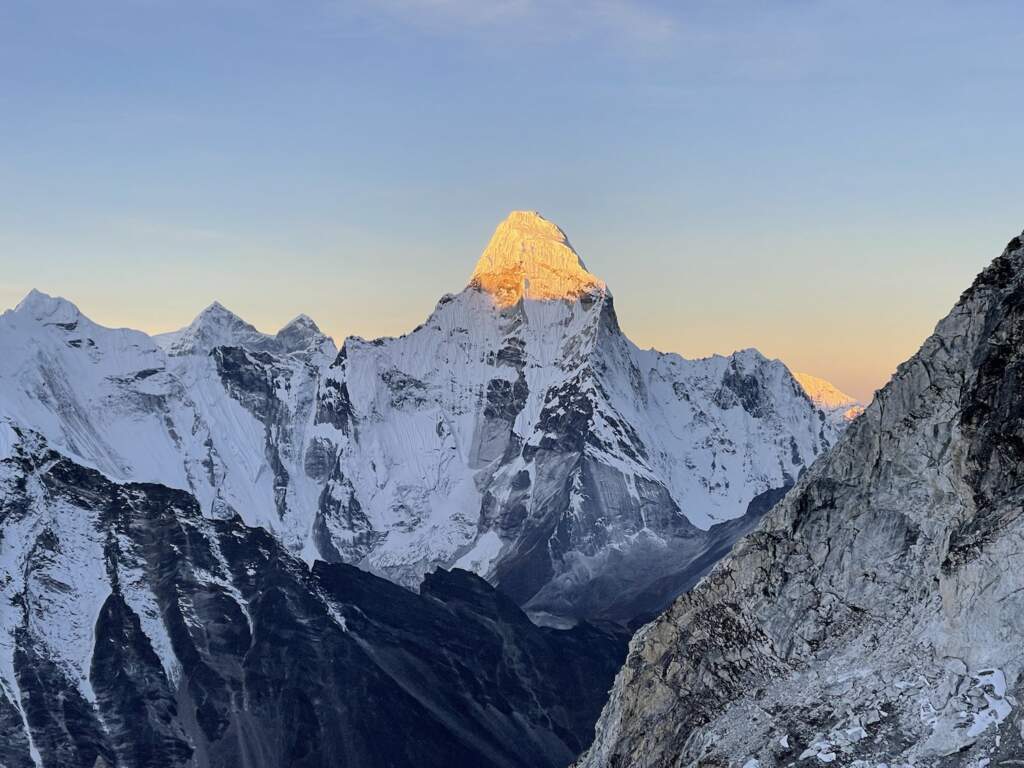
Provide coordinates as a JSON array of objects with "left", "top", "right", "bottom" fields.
[
  {"left": 281, "top": 313, "right": 317, "bottom": 331},
  {"left": 276, "top": 313, "right": 335, "bottom": 354},
  {"left": 792, "top": 370, "right": 864, "bottom": 422},
  {"left": 192, "top": 300, "right": 252, "bottom": 331},
  {"left": 156, "top": 301, "right": 270, "bottom": 356},
  {"left": 728, "top": 347, "right": 772, "bottom": 369},
  {"left": 156, "top": 302, "right": 335, "bottom": 357},
  {"left": 469, "top": 211, "right": 605, "bottom": 307},
  {"left": 11, "top": 289, "right": 82, "bottom": 325}
]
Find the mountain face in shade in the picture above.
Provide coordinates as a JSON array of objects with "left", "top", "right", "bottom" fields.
[
  {"left": 576, "top": 232, "right": 1024, "bottom": 767},
  {"left": 0, "top": 425, "right": 628, "bottom": 768},
  {"left": 0, "top": 212, "right": 850, "bottom": 624}
]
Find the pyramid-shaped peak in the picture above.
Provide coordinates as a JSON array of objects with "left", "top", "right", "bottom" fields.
[
  {"left": 159, "top": 300, "right": 265, "bottom": 356},
  {"left": 792, "top": 370, "right": 864, "bottom": 424},
  {"left": 187, "top": 302, "right": 269, "bottom": 341},
  {"left": 196, "top": 300, "right": 247, "bottom": 323},
  {"left": 276, "top": 313, "right": 336, "bottom": 355},
  {"left": 278, "top": 313, "right": 320, "bottom": 334},
  {"left": 470, "top": 211, "right": 604, "bottom": 307}
]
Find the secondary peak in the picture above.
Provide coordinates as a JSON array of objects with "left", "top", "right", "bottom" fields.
[{"left": 13, "top": 290, "right": 82, "bottom": 324}]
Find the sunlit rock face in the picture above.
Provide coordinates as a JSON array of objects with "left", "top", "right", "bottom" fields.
[
  {"left": 0, "top": 428, "right": 628, "bottom": 768},
  {"left": 469, "top": 211, "right": 605, "bottom": 307},
  {"left": 577, "top": 232, "right": 1024, "bottom": 768},
  {"left": 0, "top": 212, "right": 850, "bottom": 624}
]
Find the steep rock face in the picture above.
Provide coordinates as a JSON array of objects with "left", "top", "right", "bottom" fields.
[
  {"left": 0, "top": 426, "right": 628, "bottom": 768},
  {"left": 0, "top": 213, "right": 849, "bottom": 623},
  {"left": 577, "top": 232, "right": 1024, "bottom": 767}
]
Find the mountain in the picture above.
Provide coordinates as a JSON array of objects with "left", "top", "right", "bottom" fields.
[
  {"left": 0, "top": 423, "right": 628, "bottom": 768},
  {"left": 576, "top": 232, "right": 1024, "bottom": 766},
  {"left": 312, "top": 211, "right": 850, "bottom": 622},
  {"left": 0, "top": 288, "right": 337, "bottom": 562},
  {"left": 0, "top": 212, "right": 851, "bottom": 623},
  {"left": 154, "top": 301, "right": 332, "bottom": 357},
  {"left": 792, "top": 370, "right": 864, "bottom": 426}
]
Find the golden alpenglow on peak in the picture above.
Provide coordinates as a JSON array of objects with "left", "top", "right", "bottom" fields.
[
  {"left": 469, "top": 211, "right": 605, "bottom": 307},
  {"left": 793, "top": 370, "right": 865, "bottom": 422}
]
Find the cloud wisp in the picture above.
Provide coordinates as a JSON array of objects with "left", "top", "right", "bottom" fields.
[{"left": 349, "top": 0, "right": 678, "bottom": 46}]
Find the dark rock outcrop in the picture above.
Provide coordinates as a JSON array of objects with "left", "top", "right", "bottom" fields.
[{"left": 0, "top": 435, "right": 628, "bottom": 768}]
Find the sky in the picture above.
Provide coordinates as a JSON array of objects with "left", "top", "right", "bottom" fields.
[{"left": 2, "top": 1, "right": 1023, "bottom": 401}]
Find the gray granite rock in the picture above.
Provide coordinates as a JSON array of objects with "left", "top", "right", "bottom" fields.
[{"left": 578, "top": 233, "right": 1024, "bottom": 768}]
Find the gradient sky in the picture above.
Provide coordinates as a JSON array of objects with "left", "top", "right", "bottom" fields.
[{"left": 2, "top": 1, "right": 1023, "bottom": 401}]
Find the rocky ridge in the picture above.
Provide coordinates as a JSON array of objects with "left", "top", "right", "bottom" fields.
[
  {"left": 0, "top": 423, "right": 628, "bottom": 768},
  {"left": 576, "top": 232, "right": 1024, "bottom": 767}
]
